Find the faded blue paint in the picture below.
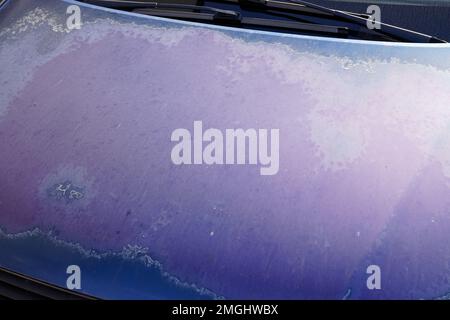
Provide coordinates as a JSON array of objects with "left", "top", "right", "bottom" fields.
[{"left": 1, "top": 0, "right": 450, "bottom": 299}]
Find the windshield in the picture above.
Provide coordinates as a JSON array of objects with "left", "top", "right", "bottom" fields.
[
  {"left": 328, "top": 0, "right": 450, "bottom": 5},
  {"left": 79, "top": 0, "right": 450, "bottom": 41},
  {"left": 310, "top": 0, "right": 450, "bottom": 40}
]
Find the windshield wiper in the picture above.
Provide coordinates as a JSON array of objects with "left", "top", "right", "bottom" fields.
[
  {"left": 238, "top": 0, "right": 446, "bottom": 43},
  {"left": 83, "top": 0, "right": 350, "bottom": 36},
  {"left": 83, "top": 0, "right": 242, "bottom": 21},
  {"left": 81, "top": 0, "right": 444, "bottom": 42}
]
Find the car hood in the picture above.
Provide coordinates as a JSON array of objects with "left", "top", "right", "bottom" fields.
[{"left": 1, "top": 0, "right": 450, "bottom": 299}]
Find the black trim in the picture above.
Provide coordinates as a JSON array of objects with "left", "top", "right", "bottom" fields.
[{"left": 0, "top": 267, "right": 97, "bottom": 300}]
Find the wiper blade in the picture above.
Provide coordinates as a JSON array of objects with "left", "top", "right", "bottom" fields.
[
  {"left": 224, "top": 0, "right": 368, "bottom": 19},
  {"left": 83, "top": 0, "right": 445, "bottom": 42},
  {"left": 82, "top": 0, "right": 349, "bottom": 36},
  {"left": 83, "top": 0, "right": 241, "bottom": 21},
  {"left": 241, "top": 0, "right": 447, "bottom": 43}
]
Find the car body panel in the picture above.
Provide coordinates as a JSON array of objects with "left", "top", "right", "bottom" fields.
[{"left": 1, "top": 0, "right": 450, "bottom": 299}]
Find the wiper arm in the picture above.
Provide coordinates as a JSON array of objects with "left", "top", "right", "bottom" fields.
[
  {"left": 82, "top": 0, "right": 349, "bottom": 36},
  {"left": 82, "top": 0, "right": 445, "bottom": 42},
  {"left": 83, "top": 0, "right": 241, "bottom": 21},
  {"left": 240, "top": 0, "right": 447, "bottom": 43}
]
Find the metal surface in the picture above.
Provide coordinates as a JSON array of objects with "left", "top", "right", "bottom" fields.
[{"left": 1, "top": 0, "right": 450, "bottom": 299}]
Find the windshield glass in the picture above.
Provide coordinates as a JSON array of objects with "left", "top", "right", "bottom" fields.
[
  {"left": 329, "top": 0, "right": 450, "bottom": 4},
  {"left": 304, "top": 0, "right": 450, "bottom": 40},
  {"left": 79, "top": 0, "right": 450, "bottom": 41}
]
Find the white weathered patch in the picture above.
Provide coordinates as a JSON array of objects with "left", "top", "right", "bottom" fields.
[{"left": 308, "top": 112, "right": 368, "bottom": 171}]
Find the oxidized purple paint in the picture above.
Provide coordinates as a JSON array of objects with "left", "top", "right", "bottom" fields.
[{"left": 1, "top": 0, "right": 450, "bottom": 299}]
